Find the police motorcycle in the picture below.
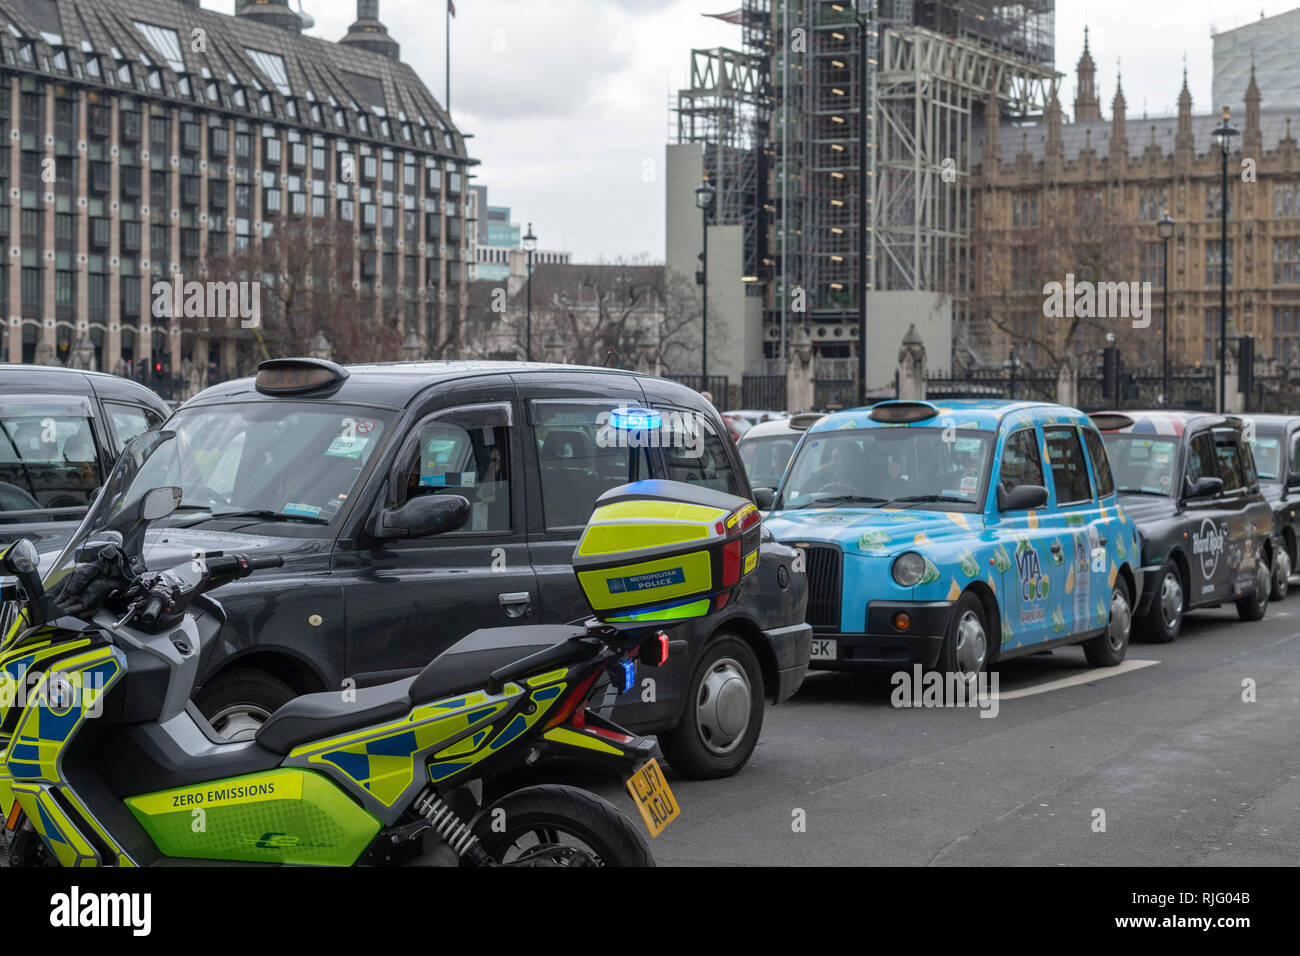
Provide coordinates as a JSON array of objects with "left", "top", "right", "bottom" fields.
[{"left": 0, "top": 427, "right": 759, "bottom": 867}]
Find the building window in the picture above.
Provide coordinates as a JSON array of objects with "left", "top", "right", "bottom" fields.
[
  {"left": 264, "top": 137, "right": 281, "bottom": 164},
  {"left": 1010, "top": 246, "right": 1036, "bottom": 292},
  {"left": 210, "top": 127, "right": 228, "bottom": 156},
  {"left": 1274, "top": 182, "right": 1298, "bottom": 218},
  {"left": 1204, "top": 308, "right": 1233, "bottom": 364},
  {"left": 1139, "top": 189, "right": 1167, "bottom": 222},
  {"left": 1274, "top": 307, "right": 1300, "bottom": 362},
  {"left": 1274, "top": 238, "right": 1300, "bottom": 285},
  {"left": 1206, "top": 185, "right": 1232, "bottom": 219},
  {"left": 1205, "top": 240, "right": 1233, "bottom": 285},
  {"left": 1141, "top": 242, "right": 1166, "bottom": 286},
  {"left": 1012, "top": 194, "right": 1037, "bottom": 227}
]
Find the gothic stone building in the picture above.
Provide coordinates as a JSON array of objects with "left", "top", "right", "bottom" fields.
[
  {"left": 972, "top": 31, "right": 1300, "bottom": 376},
  {"left": 0, "top": 0, "right": 473, "bottom": 385}
]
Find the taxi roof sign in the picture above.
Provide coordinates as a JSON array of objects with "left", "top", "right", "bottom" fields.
[
  {"left": 1089, "top": 412, "right": 1135, "bottom": 432},
  {"left": 255, "top": 358, "right": 349, "bottom": 395},
  {"left": 868, "top": 401, "right": 939, "bottom": 424}
]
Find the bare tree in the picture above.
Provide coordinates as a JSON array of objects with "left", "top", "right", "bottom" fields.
[{"left": 197, "top": 216, "right": 403, "bottom": 368}]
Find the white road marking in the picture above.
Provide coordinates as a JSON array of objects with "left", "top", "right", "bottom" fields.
[{"left": 993, "top": 658, "right": 1160, "bottom": 701}]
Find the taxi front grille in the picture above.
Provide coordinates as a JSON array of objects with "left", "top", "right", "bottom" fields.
[{"left": 800, "top": 544, "right": 842, "bottom": 631}]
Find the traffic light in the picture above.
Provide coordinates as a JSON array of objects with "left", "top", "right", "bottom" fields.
[{"left": 1098, "top": 345, "right": 1118, "bottom": 403}]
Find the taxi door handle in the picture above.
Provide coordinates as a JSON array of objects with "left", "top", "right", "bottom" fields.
[{"left": 499, "top": 591, "right": 532, "bottom": 618}]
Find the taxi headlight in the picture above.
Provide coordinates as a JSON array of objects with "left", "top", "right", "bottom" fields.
[{"left": 892, "top": 552, "right": 926, "bottom": 587}]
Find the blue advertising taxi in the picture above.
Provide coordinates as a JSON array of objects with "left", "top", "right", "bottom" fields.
[{"left": 759, "top": 399, "right": 1142, "bottom": 677}]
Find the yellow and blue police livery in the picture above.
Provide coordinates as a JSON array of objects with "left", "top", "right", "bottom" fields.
[{"left": 762, "top": 399, "right": 1142, "bottom": 676}]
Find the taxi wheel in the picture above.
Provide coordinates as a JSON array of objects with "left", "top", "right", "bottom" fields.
[
  {"left": 658, "top": 634, "right": 764, "bottom": 780},
  {"left": 1235, "top": 559, "right": 1271, "bottom": 622},
  {"left": 1141, "top": 560, "right": 1183, "bottom": 644},
  {"left": 935, "top": 592, "right": 989, "bottom": 689},
  {"left": 1084, "top": 577, "right": 1131, "bottom": 667},
  {"left": 195, "top": 668, "right": 295, "bottom": 742},
  {"left": 1270, "top": 545, "right": 1291, "bottom": 601}
]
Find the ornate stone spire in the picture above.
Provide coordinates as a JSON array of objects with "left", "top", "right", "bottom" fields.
[
  {"left": 1176, "top": 60, "right": 1194, "bottom": 154},
  {"left": 1111, "top": 62, "right": 1128, "bottom": 162},
  {"left": 1244, "top": 57, "right": 1262, "bottom": 154},
  {"left": 1074, "top": 26, "right": 1102, "bottom": 121}
]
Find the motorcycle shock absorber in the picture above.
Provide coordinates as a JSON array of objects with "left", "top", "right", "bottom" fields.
[{"left": 413, "top": 788, "right": 494, "bottom": 865}]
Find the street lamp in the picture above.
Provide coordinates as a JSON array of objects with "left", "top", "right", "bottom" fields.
[
  {"left": 1157, "top": 210, "right": 1175, "bottom": 405},
  {"left": 694, "top": 175, "right": 716, "bottom": 386},
  {"left": 854, "top": 0, "right": 871, "bottom": 407},
  {"left": 522, "top": 222, "right": 537, "bottom": 362},
  {"left": 1211, "top": 107, "right": 1239, "bottom": 413}
]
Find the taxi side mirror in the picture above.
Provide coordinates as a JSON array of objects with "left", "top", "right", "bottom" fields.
[
  {"left": 997, "top": 484, "right": 1048, "bottom": 512},
  {"left": 373, "top": 494, "right": 470, "bottom": 540},
  {"left": 752, "top": 487, "right": 776, "bottom": 510}
]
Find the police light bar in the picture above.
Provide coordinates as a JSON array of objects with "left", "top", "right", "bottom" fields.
[
  {"left": 868, "top": 401, "right": 939, "bottom": 424},
  {"left": 255, "top": 358, "right": 349, "bottom": 395}
]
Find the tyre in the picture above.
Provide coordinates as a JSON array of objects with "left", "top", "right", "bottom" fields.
[
  {"left": 471, "top": 784, "right": 654, "bottom": 867},
  {"left": 657, "top": 633, "right": 764, "bottom": 780},
  {"left": 1140, "top": 559, "right": 1183, "bottom": 643},
  {"left": 1236, "top": 557, "right": 1270, "bottom": 622},
  {"left": 1270, "top": 541, "right": 1291, "bottom": 601},
  {"left": 935, "top": 591, "right": 990, "bottom": 689},
  {"left": 1084, "top": 576, "right": 1131, "bottom": 667},
  {"left": 194, "top": 668, "right": 295, "bottom": 741}
]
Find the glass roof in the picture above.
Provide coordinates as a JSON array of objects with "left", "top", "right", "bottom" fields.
[
  {"left": 246, "top": 48, "right": 291, "bottom": 97},
  {"left": 133, "top": 22, "right": 184, "bottom": 73}
]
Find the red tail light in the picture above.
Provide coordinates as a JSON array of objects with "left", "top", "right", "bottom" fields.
[
  {"left": 722, "top": 539, "right": 741, "bottom": 585},
  {"left": 543, "top": 670, "right": 600, "bottom": 730}
]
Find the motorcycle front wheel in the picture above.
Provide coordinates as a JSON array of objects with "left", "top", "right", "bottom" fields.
[{"left": 469, "top": 784, "right": 654, "bottom": 867}]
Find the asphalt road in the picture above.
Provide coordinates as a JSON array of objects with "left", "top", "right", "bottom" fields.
[{"left": 587, "top": 602, "right": 1300, "bottom": 866}]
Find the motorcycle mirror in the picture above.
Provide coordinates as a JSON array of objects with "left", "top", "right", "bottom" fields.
[
  {"left": 74, "top": 529, "right": 125, "bottom": 562},
  {"left": 141, "top": 486, "right": 183, "bottom": 521},
  {"left": 1, "top": 538, "right": 49, "bottom": 626}
]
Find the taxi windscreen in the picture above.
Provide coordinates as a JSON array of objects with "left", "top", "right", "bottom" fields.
[
  {"left": 1100, "top": 433, "right": 1178, "bottom": 495},
  {"left": 1248, "top": 435, "right": 1280, "bottom": 480},
  {"left": 776, "top": 426, "right": 992, "bottom": 511},
  {"left": 125, "top": 402, "right": 391, "bottom": 531}
]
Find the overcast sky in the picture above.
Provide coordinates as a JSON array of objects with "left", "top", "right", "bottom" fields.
[{"left": 213, "top": 0, "right": 1300, "bottom": 263}]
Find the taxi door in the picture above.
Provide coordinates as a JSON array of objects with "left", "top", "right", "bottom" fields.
[
  {"left": 1040, "top": 423, "right": 1105, "bottom": 639},
  {"left": 1181, "top": 428, "right": 1231, "bottom": 602},
  {"left": 992, "top": 424, "right": 1058, "bottom": 649},
  {"left": 337, "top": 378, "right": 539, "bottom": 677}
]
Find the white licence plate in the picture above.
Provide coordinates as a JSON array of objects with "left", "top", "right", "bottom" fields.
[{"left": 810, "top": 638, "right": 837, "bottom": 661}]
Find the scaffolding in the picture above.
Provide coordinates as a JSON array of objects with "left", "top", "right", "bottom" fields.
[{"left": 674, "top": 45, "right": 771, "bottom": 281}]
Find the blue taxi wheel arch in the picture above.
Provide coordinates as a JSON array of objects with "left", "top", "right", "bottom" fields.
[
  {"left": 935, "top": 590, "right": 991, "bottom": 683},
  {"left": 962, "top": 581, "right": 1001, "bottom": 666}
]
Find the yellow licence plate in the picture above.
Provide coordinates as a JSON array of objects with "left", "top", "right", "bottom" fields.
[{"left": 625, "top": 758, "right": 679, "bottom": 838}]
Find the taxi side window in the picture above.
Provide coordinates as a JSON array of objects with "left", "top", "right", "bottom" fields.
[
  {"left": 1081, "top": 426, "right": 1116, "bottom": 498},
  {"left": 1292, "top": 432, "right": 1300, "bottom": 484},
  {"left": 1213, "top": 434, "right": 1247, "bottom": 493},
  {"left": 105, "top": 402, "right": 164, "bottom": 452},
  {"left": 658, "top": 412, "right": 744, "bottom": 496},
  {"left": 999, "top": 427, "right": 1043, "bottom": 492},
  {"left": 396, "top": 407, "right": 512, "bottom": 533},
  {"left": 532, "top": 402, "right": 651, "bottom": 530},
  {"left": 1043, "top": 426, "right": 1093, "bottom": 504},
  {"left": 1185, "top": 432, "right": 1217, "bottom": 485}
]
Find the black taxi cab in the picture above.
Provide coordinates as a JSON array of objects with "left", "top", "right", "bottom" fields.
[
  {"left": 0, "top": 364, "right": 170, "bottom": 545},
  {"left": 1094, "top": 411, "right": 1275, "bottom": 642},
  {"left": 69, "top": 358, "right": 811, "bottom": 780},
  {"left": 1243, "top": 413, "right": 1300, "bottom": 600}
]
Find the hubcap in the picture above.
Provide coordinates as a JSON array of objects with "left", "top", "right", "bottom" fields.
[
  {"left": 1159, "top": 571, "right": 1183, "bottom": 630},
  {"left": 953, "top": 610, "right": 987, "bottom": 675},
  {"left": 1276, "top": 550, "right": 1292, "bottom": 597},
  {"left": 694, "top": 658, "right": 752, "bottom": 756},
  {"left": 207, "top": 704, "right": 272, "bottom": 742},
  {"left": 1108, "top": 587, "right": 1132, "bottom": 651},
  {"left": 1256, "top": 561, "right": 1271, "bottom": 603}
]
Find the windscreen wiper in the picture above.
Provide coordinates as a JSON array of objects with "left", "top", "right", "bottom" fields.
[
  {"left": 1115, "top": 488, "right": 1170, "bottom": 497},
  {"left": 175, "top": 509, "right": 328, "bottom": 527},
  {"left": 886, "top": 494, "right": 973, "bottom": 508},
  {"left": 789, "top": 495, "right": 888, "bottom": 509}
]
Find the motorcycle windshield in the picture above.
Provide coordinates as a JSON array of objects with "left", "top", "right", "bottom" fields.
[{"left": 44, "top": 427, "right": 181, "bottom": 586}]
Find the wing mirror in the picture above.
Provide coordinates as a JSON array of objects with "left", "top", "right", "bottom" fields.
[
  {"left": 141, "top": 486, "right": 182, "bottom": 521},
  {"left": 997, "top": 484, "right": 1049, "bottom": 512},
  {"left": 372, "top": 494, "right": 471, "bottom": 540},
  {"left": 1, "top": 538, "right": 51, "bottom": 627},
  {"left": 1184, "top": 476, "right": 1224, "bottom": 499},
  {"left": 752, "top": 487, "right": 776, "bottom": 510}
]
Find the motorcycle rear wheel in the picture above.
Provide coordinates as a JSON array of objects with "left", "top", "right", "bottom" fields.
[{"left": 469, "top": 784, "right": 654, "bottom": 867}]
